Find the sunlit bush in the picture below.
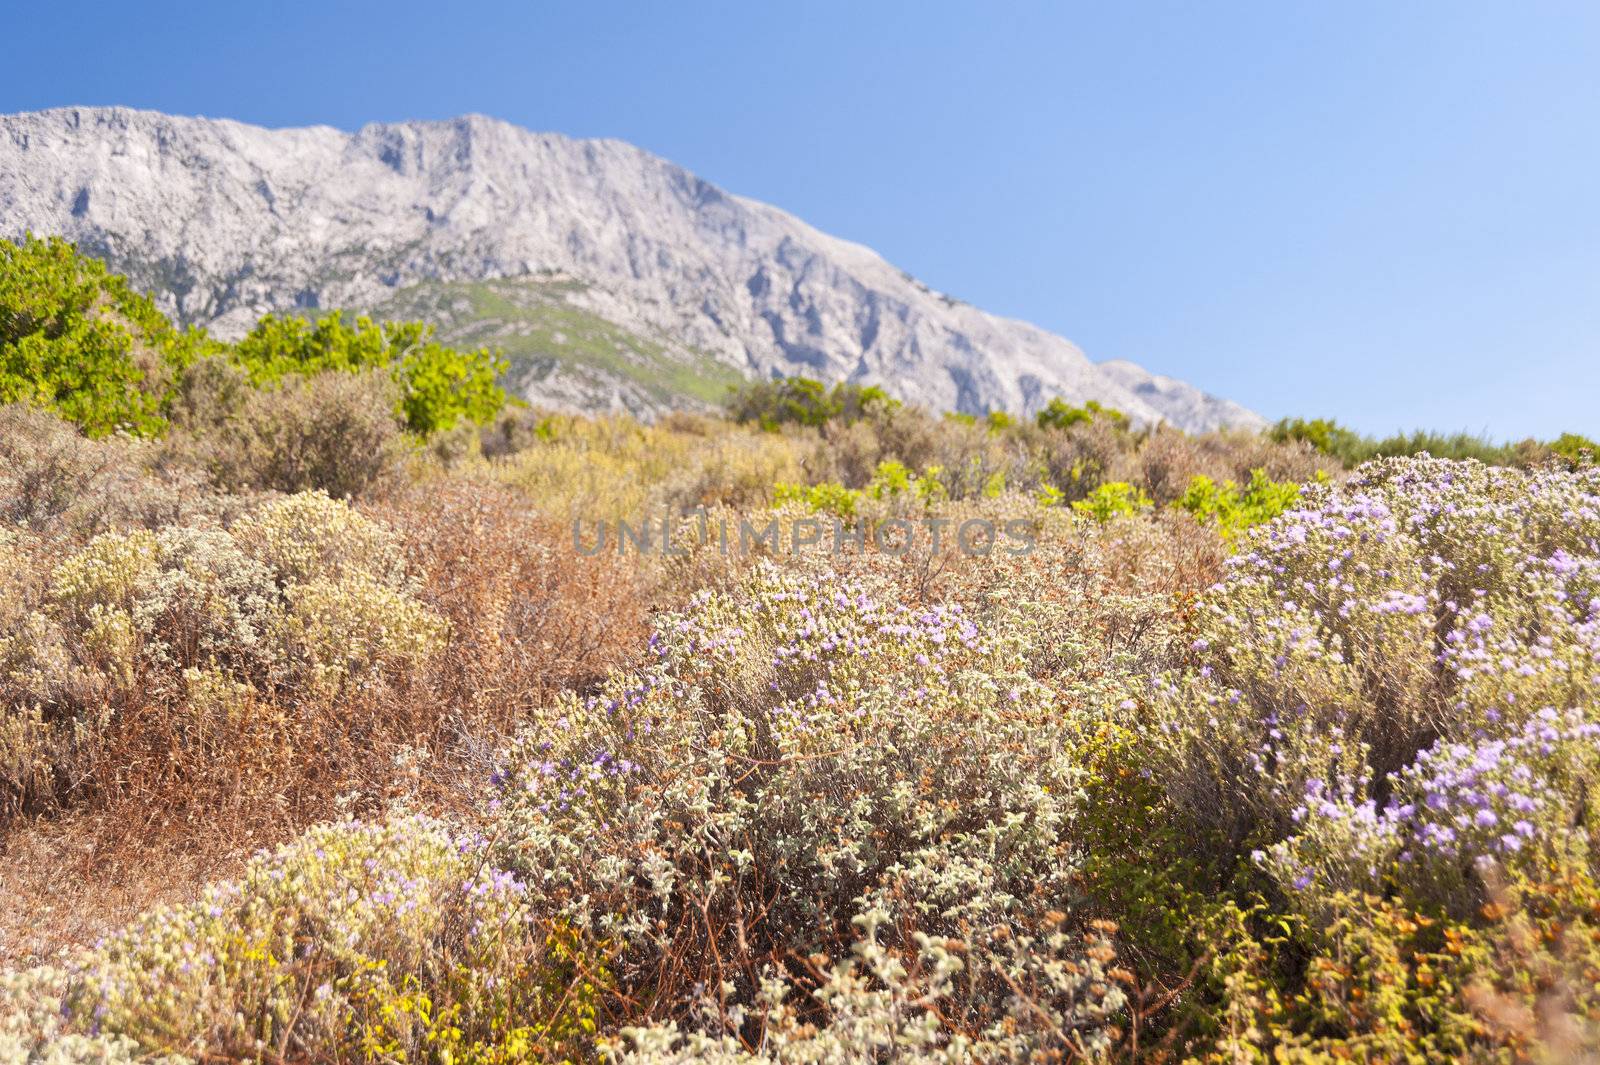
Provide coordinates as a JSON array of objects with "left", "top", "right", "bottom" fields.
[
  {"left": 283, "top": 573, "right": 449, "bottom": 693},
  {"left": 231, "top": 490, "right": 408, "bottom": 591},
  {"left": 2, "top": 491, "right": 445, "bottom": 819},
  {"left": 1175, "top": 468, "right": 1305, "bottom": 540},
  {"left": 230, "top": 311, "right": 508, "bottom": 437},
  {"left": 1142, "top": 456, "right": 1600, "bottom": 856},
  {"left": 0, "top": 235, "right": 205, "bottom": 437},
  {"left": 0, "top": 816, "right": 604, "bottom": 1062}
]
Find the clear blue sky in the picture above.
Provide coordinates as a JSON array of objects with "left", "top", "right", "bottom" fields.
[{"left": 6, "top": 1, "right": 1598, "bottom": 438}]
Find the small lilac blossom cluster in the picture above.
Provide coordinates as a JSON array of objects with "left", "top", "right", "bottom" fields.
[{"left": 1265, "top": 707, "right": 1600, "bottom": 913}]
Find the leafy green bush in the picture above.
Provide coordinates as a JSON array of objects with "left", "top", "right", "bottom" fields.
[
  {"left": 1271, "top": 415, "right": 1575, "bottom": 469},
  {"left": 1552, "top": 431, "right": 1598, "bottom": 467},
  {"left": 1267, "top": 416, "right": 1370, "bottom": 463},
  {"left": 1036, "top": 397, "right": 1130, "bottom": 432},
  {"left": 1175, "top": 468, "right": 1305, "bottom": 539},
  {"left": 726, "top": 376, "right": 898, "bottom": 430},
  {"left": 1070, "top": 480, "right": 1152, "bottom": 521},
  {"left": 0, "top": 235, "right": 205, "bottom": 436},
  {"left": 773, "top": 461, "right": 951, "bottom": 521},
  {"left": 230, "top": 311, "right": 508, "bottom": 436},
  {"left": 771, "top": 478, "right": 860, "bottom": 517},
  {"left": 864, "top": 458, "right": 947, "bottom": 504},
  {"left": 1, "top": 238, "right": 507, "bottom": 446}
]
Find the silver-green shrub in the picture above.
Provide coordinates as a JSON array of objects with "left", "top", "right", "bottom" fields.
[{"left": 490, "top": 560, "right": 1118, "bottom": 1050}]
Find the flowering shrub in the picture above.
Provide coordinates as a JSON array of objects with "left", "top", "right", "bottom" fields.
[
  {"left": 1104, "top": 456, "right": 1600, "bottom": 1056},
  {"left": 283, "top": 573, "right": 449, "bottom": 693},
  {"left": 489, "top": 560, "right": 1113, "bottom": 1049},
  {"left": 610, "top": 910, "right": 1128, "bottom": 1063},
  {"left": 1143, "top": 456, "right": 1600, "bottom": 854},
  {"left": 0, "top": 816, "right": 604, "bottom": 1062},
  {"left": 12, "top": 394, "right": 1600, "bottom": 1062},
  {"left": 38, "top": 494, "right": 440, "bottom": 699},
  {"left": 47, "top": 529, "right": 160, "bottom": 625},
  {"left": 124, "top": 527, "right": 283, "bottom": 679},
  {"left": 1, "top": 490, "right": 446, "bottom": 818},
  {"left": 1264, "top": 707, "right": 1600, "bottom": 915}
]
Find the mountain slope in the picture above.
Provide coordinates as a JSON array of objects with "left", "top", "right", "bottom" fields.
[{"left": 0, "top": 106, "right": 1263, "bottom": 429}]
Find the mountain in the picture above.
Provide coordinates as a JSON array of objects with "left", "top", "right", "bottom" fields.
[{"left": 0, "top": 106, "right": 1264, "bottom": 431}]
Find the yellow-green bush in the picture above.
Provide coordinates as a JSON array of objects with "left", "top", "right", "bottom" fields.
[
  {"left": 1175, "top": 468, "right": 1306, "bottom": 539},
  {"left": 284, "top": 573, "right": 449, "bottom": 692},
  {"left": 231, "top": 490, "right": 408, "bottom": 590},
  {"left": 1072, "top": 480, "right": 1153, "bottom": 521}
]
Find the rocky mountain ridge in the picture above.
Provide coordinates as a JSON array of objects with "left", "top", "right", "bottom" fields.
[{"left": 0, "top": 106, "right": 1264, "bottom": 429}]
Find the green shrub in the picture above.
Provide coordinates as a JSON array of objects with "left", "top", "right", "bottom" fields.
[
  {"left": 230, "top": 311, "right": 508, "bottom": 436},
  {"left": 1175, "top": 468, "right": 1305, "bottom": 539},
  {"left": 1552, "top": 431, "right": 1598, "bottom": 467},
  {"left": 1071, "top": 480, "right": 1152, "bottom": 521},
  {"left": 1036, "top": 397, "right": 1129, "bottom": 432},
  {"left": 1268, "top": 416, "right": 1370, "bottom": 464},
  {"left": 864, "top": 458, "right": 946, "bottom": 504},
  {"left": 0, "top": 235, "right": 207, "bottom": 437},
  {"left": 1272, "top": 415, "right": 1567, "bottom": 469},
  {"left": 726, "top": 376, "right": 898, "bottom": 430},
  {"left": 771, "top": 479, "right": 861, "bottom": 518},
  {"left": 1185, "top": 873, "right": 1600, "bottom": 1061}
]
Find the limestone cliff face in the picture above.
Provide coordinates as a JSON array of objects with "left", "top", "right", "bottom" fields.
[{"left": 0, "top": 106, "right": 1262, "bottom": 428}]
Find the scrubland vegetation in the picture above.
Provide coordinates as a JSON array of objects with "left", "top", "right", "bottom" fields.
[{"left": 3, "top": 235, "right": 1600, "bottom": 1061}]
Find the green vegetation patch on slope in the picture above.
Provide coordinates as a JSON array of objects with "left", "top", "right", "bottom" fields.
[{"left": 370, "top": 277, "right": 746, "bottom": 409}]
